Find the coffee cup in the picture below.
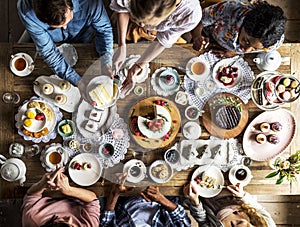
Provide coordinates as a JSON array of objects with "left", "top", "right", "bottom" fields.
[
  {"left": 128, "top": 165, "right": 142, "bottom": 178},
  {"left": 46, "top": 151, "right": 62, "bottom": 166},
  {"left": 229, "top": 165, "right": 252, "bottom": 186},
  {"left": 11, "top": 55, "right": 28, "bottom": 72},
  {"left": 191, "top": 59, "right": 209, "bottom": 77},
  {"left": 164, "top": 149, "right": 180, "bottom": 165}
]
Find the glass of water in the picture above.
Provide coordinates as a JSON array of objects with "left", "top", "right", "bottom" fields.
[{"left": 2, "top": 92, "right": 20, "bottom": 104}]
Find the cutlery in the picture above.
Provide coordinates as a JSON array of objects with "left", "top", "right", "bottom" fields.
[{"left": 228, "top": 54, "right": 244, "bottom": 67}]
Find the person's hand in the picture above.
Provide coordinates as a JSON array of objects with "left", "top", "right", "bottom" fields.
[
  {"left": 111, "top": 173, "right": 132, "bottom": 196},
  {"left": 211, "top": 48, "right": 238, "bottom": 58},
  {"left": 193, "top": 35, "right": 210, "bottom": 51},
  {"left": 55, "top": 172, "right": 71, "bottom": 193},
  {"left": 102, "top": 63, "right": 113, "bottom": 79},
  {"left": 40, "top": 167, "right": 64, "bottom": 190},
  {"left": 227, "top": 183, "right": 246, "bottom": 198},
  {"left": 112, "top": 45, "right": 126, "bottom": 75},
  {"left": 141, "top": 186, "right": 166, "bottom": 203},
  {"left": 120, "top": 63, "right": 142, "bottom": 96},
  {"left": 183, "top": 181, "right": 200, "bottom": 206}
]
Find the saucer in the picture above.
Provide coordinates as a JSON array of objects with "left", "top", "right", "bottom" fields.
[
  {"left": 229, "top": 165, "right": 252, "bottom": 186},
  {"left": 186, "top": 57, "right": 210, "bottom": 82},
  {"left": 123, "top": 159, "right": 147, "bottom": 183},
  {"left": 183, "top": 122, "right": 201, "bottom": 140},
  {"left": 10, "top": 53, "right": 34, "bottom": 77}
]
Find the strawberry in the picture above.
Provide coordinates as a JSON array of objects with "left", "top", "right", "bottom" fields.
[
  {"left": 135, "top": 131, "right": 141, "bottom": 136},
  {"left": 131, "top": 117, "right": 137, "bottom": 124},
  {"left": 35, "top": 113, "right": 45, "bottom": 121}
]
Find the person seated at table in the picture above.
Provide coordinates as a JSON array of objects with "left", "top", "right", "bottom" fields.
[
  {"left": 110, "top": 0, "right": 202, "bottom": 95},
  {"left": 191, "top": 0, "right": 287, "bottom": 58},
  {"left": 17, "top": 0, "right": 113, "bottom": 87},
  {"left": 100, "top": 181, "right": 192, "bottom": 226},
  {"left": 21, "top": 167, "right": 100, "bottom": 226},
  {"left": 183, "top": 181, "right": 276, "bottom": 227}
]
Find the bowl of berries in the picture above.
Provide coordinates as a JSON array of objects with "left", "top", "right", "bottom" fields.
[{"left": 98, "top": 143, "right": 114, "bottom": 159}]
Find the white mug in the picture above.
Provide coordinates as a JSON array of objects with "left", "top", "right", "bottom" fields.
[{"left": 11, "top": 55, "right": 29, "bottom": 72}]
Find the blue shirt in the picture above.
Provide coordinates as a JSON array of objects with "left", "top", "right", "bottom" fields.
[
  {"left": 100, "top": 196, "right": 191, "bottom": 227},
  {"left": 17, "top": 0, "right": 113, "bottom": 85}
]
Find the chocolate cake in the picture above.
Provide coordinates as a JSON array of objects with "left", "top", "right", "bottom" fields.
[{"left": 213, "top": 105, "right": 241, "bottom": 129}]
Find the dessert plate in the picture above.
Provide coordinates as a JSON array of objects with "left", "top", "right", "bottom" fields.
[
  {"left": 10, "top": 53, "right": 34, "bottom": 77},
  {"left": 123, "top": 159, "right": 147, "bottom": 183},
  {"left": 182, "top": 121, "right": 201, "bottom": 140},
  {"left": 212, "top": 57, "right": 243, "bottom": 88},
  {"left": 158, "top": 68, "right": 180, "bottom": 91},
  {"left": 22, "top": 107, "right": 47, "bottom": 132},
  {"left": 191, "top": 165, "right": 224, "bottom": 198},
  {"left": 68, "top": 153, "right": 102, "bottom": 186},
  {"left": 86, "top": 75, "right": 119, "bottom": 110},
  {"left": 149, "top": 160, "right": 173, "bottom": 184},
  {"left": 243, "top": 109, "right": 296, "bottom": 161}
]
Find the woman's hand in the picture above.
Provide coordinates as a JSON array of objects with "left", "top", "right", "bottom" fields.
[
  {"left": 120, "top": 63, "right": 142, "bottom": 96},
  {"left": 112, "top": 45, "right": 126, "bottom": 75},
  {"left": 227, "top": 183, "right": 246, "bottom": 198},
  {"left": 55, "top": 172, "right": 71, "bottom": 193},
  {"left": 183, "top": 181, "right": 200, "bottom": 206},
  {"left": 211, "top": 48, "right": 238, "bottom": 58}
]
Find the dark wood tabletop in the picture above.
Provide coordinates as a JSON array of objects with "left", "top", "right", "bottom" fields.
[{"left": 0, "top": 42, "right": 300, "bottom": 199}]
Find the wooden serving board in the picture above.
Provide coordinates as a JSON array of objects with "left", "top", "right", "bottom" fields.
[
  {"left": 202, "top": 93, "right": 248, "bottom": 139},
  {"left": 129, "top": 96, "right": 181, "bottom": 149}
]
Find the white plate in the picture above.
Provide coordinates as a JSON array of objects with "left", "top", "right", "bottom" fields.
[
  {"left": 137, "top": 105, "right": 172, "bottom": 139},
  {"left": 158, "top": 68, "right": 180, "bottom": 92},
  {"left": 182, "top": 122, "right": 201, "bottom": 140},
  {"left": 120, "top": 55, "right": 150, "bottom": 83},
  {"left": 68, "top": 153, "right": 102, "bottom": 186},
  {"left": 86, "top": 75, "right": 119, "bottom": 110},
  {"left": 123, "top": 159, "right": 147, "bottom": 183},
  {"left": 212, "top": 57, "right": 242, "bottom": 88},
  {"left": 22, "top": 108, "right": 47, "bottom": 132},
  {"left": 149, "top": 160, "right": 173, "bottom": 184},
  {"left": 228, "top": 165, "right": 252, "bottom": 186},
  {"left": 186, "top": 57, "right": 210, "bottom": 82},
  {"left": 75, "top": 99, "right": 117, "bottom": 139},
  {"left": 191, "top": 165, "right": 224, "bottom": 198},
  {"left": 10, "top": 53, "right": 34, "bottom": 77},
  {"left": 33, "top": 75, "right": 81, "bottom": 113}
]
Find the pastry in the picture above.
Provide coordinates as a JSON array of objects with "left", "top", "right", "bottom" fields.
[
  {"left": 260, "top": 122, "right": 270, "bottom": 133},
  {"left": 59, "top": 80, "right": 71, "bottom": 90},
  {"left": 163, "top": 74, "right": 175, "bottom": 86},
  {"left": 55, "top": 94, "right": 67, "bottom": 104},
  {"left": 61, "top": 123, "right": 72, "bottom": 134},
  {"left": 271, "top": 122, "right": 282, "bottom": 132},
  {"left": 214, "top": 105, "right": 241, "bottom": 129},
  {"left": 256, "top": 133, "right": 267, "bottom": 144},
  {"left": 85, "top": 120, "right": 98, "bottom": 133},
  {"left": 42, "top": 83, "right": 54, "bottom": 95},
  {"left": 89, "top": 109, "right": 102, "bottom": 122},
  {"left": 268, "top": 134, "right": 280, "bottom": 144},
  {"left": 68, "top": 139, "right": 80, "bottom": 150},
  {"left": 89, "top": 84, "right": 112, "bottom": 106}
]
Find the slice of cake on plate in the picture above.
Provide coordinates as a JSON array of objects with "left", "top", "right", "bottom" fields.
[
  {"left": 89, "top": 109, "right": 102, "bottom": 122},
  {"left": 89, "top": 84, "right": 112, "bottom": 106},
  {"left": 85, "top": 120, "right": 98, "bottom": 133}
]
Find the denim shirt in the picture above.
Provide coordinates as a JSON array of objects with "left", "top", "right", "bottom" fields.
[{"left": 17, "top": 0, "right": 113, "bottom": 85}]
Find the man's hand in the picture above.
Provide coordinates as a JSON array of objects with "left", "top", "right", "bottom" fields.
[
  {"left": 211, "top": 48, "right": 238, "bottom": 58},
  {"left": 141, "top": 186, "right": 166, "bottom": 203},
  {"left": 183, "top": 181, "right": 200, "bottom": 206},
  {"left": 193, "top": 35, "right": 210, "bottom": 51},
  {"left": 227, "top": 183, "right": 246, "bottom": 198},
  {"left": 120, "top": 63, "right": 142, "bottom": 96}
]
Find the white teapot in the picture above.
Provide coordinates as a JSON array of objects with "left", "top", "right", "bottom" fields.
[
  {"left": 0, "top": 154, "right": 26, "bottom": 186},
  {"left": 253, "top": 50, "right": 289, "bottom": 71}
]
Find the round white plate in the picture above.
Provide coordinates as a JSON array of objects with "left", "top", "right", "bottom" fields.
[
  {"left": 212, "top": 57, "right": 243, "bottom": 88},
  {"left": 121, "top": 55, "right": 150, "bottom": 83},
  {"left": 137, "top": 105, "right": 172, "bottom": 139},
  {"left": 149, "top": 160, "right": 173, "bottom": 184},
  {"left": 10, "top": 53, "right": 34, "bottom": 77},
  {"left": 22, "top": 108, "right": 47, "bottom": 132},
  {"left": 86, "top": 75, "right": 119, "bottom": 110},
  {"left": 158, "top": 68, "right": 180, "bottom": 92},
  {"left": 123, "top": 159, "right": 147, "bottom": 183},
  {"left": 182, "top": 121, "right": 201, "bottom": 140},
  {"left": 228, "top": 165, "right": 252, "bottom": 186},
  {"left": 186, "top": 57, "right": 210, "bottom": 82},
  {"left": 191, "top": 165, "right": 224, "bottom": 198},
  {"left": 68, "top": 153, "right": 102, "bottom": 186}
]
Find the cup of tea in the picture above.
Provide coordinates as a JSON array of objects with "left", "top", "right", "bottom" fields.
[
  {"left": 11, "top": 55, "right": 28, "bottom": 72},
  {"left": 46, "top": 150, "right": 62, "bottom": 166},
  {"left": 190, "top": 59, "right": 210, "bottom": 78},
  {"left": 229, "top": 165, "right": 252, "bottom": 186},
  {"left": 128, "top": 165, "right": 142, "bottom": 179}
]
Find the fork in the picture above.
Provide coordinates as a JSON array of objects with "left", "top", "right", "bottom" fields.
[{"left": 228, "top": 54, "right": 244, "bottom": 67}]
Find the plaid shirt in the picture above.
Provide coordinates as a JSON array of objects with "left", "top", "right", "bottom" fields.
[
  {"left": 100, "top": 197, "right": 191, "bottom": 227},
  {"left": 202, "top": 0, "right": 284, "bottom": 54}
]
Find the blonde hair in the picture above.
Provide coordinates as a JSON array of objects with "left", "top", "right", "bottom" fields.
[
  {"left": 130, "top": 0, "right": 177, "bottom": 22},
  {"left": 239, "top": 203, "right": 268, "bottom": 227}
]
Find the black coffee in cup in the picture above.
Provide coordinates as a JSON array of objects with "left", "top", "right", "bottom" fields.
[
  {"left": 235, "top": 168, "right": 247, "bottom": 181},
  {"left": 130, "top": 166, "right": 141, "bottom": 177}
]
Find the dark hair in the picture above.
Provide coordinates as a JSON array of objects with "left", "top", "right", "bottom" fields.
[
  {"left": 32, "top": 0, "right": 73, "bottom": 25},
  {"left": 40, "top": 215, "right": 69, "bottom": 227},
  {"left": 130, "top": 0, "right": 176, "bottom": 21},
  {"left": 243, "top": 0, "right": 286, "bottom": 48}
]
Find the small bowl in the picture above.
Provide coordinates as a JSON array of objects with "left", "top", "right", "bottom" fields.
[
  {"left": 98, "top": 143, "right": 114, "bottom": 159},
  {"left": 185, "top": 106, "right": 200, "bottom": 120},
  {"left": 57, "top": 120, "right": 76, "bottom": 137}
]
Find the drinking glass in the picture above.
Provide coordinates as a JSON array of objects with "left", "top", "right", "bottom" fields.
[
  {"left": 2, "top": 92, "right": 20, "bottom": 104},
  {"left": 25, "top": 144, "right": 41, "bottom": 157}
]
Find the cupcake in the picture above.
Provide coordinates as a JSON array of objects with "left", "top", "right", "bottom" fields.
[
  {"left": 268, "top": 134, "right": 280, "bottom": 144},
  {"left": 59, "top": 80, "right": 71, "bottom": 91},
  {"left": 42, "top": 83, "right": 54, "bottom": 95},
  {"left": 271, "top": 122, "right": 283, "bottom": 132},
  {"left": 256, "top": 133, "right": 267, "bottom": 144},
  {"left": 55, "top": 94, "right": 67, "bottom": 104},
  {"left": 259, "top": 122, "right": 270, "bottom": 133}
]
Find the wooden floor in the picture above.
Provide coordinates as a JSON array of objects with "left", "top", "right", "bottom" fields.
[{"left": 0, "top": 0, "right": 299, "bottom": 226}]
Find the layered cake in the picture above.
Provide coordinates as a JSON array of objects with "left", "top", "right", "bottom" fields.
[
  {"left": 89, "top": 84, "right": 112, "bottom": 106},
  {"left": 213, "top": 105, "right": 241, "bottom": 130}
]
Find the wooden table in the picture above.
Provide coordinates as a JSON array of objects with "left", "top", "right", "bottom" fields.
[{"left": 0, "top": 42, "right": 300, "bottom": 199}]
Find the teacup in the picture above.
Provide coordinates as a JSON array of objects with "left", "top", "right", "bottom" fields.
[
  {"left": 11, "top": 55, "right": 28, "bottom": 72},
  {"left": 229, "top": 165, "right": 252, "bottom": 186},
  {"left": 190, "top": 59, "right": 209, "bottom": 77},
  {"left": 128, "top": 165, "right": 142, "bottom": 178},
  {"left": 164, "top": 149, "right": 180, "bottom": 165},
  {"left": 99, "top": 143, "right": 114, "bottom": 159},
  {"left": 46, "top": 151, "right": 62, "bottom": 166}
]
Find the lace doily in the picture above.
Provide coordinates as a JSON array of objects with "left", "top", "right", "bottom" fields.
[
  {"left": 15, "top": 96, "right": 63, "bottom": 143},
  {"left": 183, "top": 52, "right": 254, "bottom": 111},
  {"left": 151, "top": 67, "right": 180, "bottom": 96}
]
